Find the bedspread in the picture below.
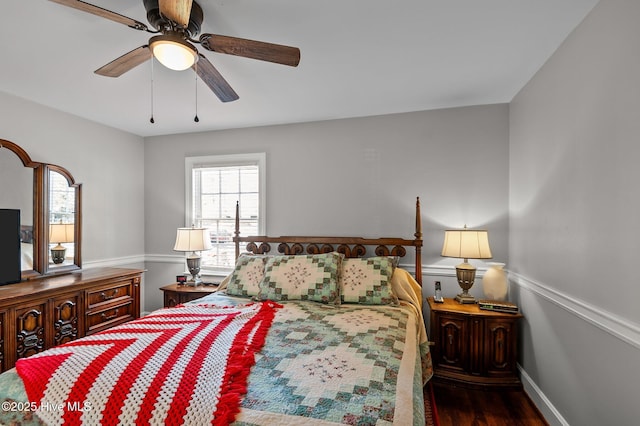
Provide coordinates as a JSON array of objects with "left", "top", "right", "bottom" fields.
[
  {"left": 198, "top": 292, "right": 433, "bottom": 426},
  {"left": 0, "top": 292, "right": 432, "bottom": 425}
]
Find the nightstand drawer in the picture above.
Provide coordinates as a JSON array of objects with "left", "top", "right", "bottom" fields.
[
  {"left": 86, "top": 302, "right": 134, "bottom": 335},
  {"left": 160, "top": 283, "right": 220, "bottom": 308},
  {"left": 87, "top": 280, "right": 134, "bottom": 309}
]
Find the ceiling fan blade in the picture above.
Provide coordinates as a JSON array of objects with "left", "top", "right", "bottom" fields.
[
  {"left": 200, "top": 34, "right": 300, "bottom": 67},
  {"left": 194, "top": 55, "right": 239, "bottom": 103},
  {"left": 159, "top": 0, "right": 193, "bottom": 27},
  {"left": 49, "top": 0, "right": 149, "bottom": 31},
  {"left": 95, "top": 46, "right": 153, "bottom": 77}
]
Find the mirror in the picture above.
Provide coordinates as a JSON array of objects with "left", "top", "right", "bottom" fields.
[
  {"left": 0, "top": 140, "right": 38, "bottom": 278},
  {"left": 47, "top": 167, "right": 79, "bottom": 271},
  {"left": 0, "top": 139, "right": 82, "bottom": 279}
]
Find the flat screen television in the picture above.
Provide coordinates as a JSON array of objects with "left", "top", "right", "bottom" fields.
[{"left": 0, "top": 209, "right": 21, "bottom": 285}]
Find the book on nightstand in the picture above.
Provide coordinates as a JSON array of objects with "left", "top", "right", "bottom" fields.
[{"left": 478, "top": 299, "right": 519, "bottom": 313}]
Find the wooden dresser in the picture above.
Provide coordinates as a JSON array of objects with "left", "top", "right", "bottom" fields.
[{"left": 0, "top": 267, "right": 143, "bottom": 373}]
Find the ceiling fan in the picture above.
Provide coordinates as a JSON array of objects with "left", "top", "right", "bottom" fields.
[{"left": 50, "top": 0, "right": 301, "bottom": 102}]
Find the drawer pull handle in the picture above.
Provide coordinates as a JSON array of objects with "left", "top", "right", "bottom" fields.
[
  {"left": 100, "top": 289, "right": 119, "bottom": 301},
  {"left": 101, "top": 309, "right": 119, "bottom": 321}
]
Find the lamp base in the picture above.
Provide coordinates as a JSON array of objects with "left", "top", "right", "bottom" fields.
[
  {"left": 51, "top": 245, "right": 66, "bottom": 264},
  {"left": 186, "top": 255, "right": 202, "bottom": 287},
  {"left": 186, "top": 276, "right": 203, "bottom": 287},
  {"left": 455, "top": 261, "right": 478, "bottom": 304},
  {"left": 455, "top": 293, "right": 477, "bottom": 304}
]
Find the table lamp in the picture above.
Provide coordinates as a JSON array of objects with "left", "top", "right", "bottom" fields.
[
  {"left": 49, "top": 223, "right": 74, "bottom": 264},
  {"left": 173, "top": 226, "right": 212, "bottom": 286},
  {"left": 441, "top": 226, "right": 492, "bottom": 304}
]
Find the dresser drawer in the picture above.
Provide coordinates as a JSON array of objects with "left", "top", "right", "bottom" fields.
[
  {"left": 86, "top": 280, "right": 134, "bottom": 310},
  {"left": 85, "top": 302, "right": 134, "bottom": 335},
  {"left": 0, "top": 268, "right": 143, "bottom": 373}
]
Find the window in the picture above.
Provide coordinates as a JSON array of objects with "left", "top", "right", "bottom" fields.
[
  {"left": 49, "top": 170, "right": 75, "bottom": 225},
  {"left": 185, "top": 153, "right": 265, "bottom": 274}
]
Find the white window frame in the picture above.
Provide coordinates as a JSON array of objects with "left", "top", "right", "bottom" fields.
[{"left": 185, "top": 153, "right": 266, "bottom": 275}]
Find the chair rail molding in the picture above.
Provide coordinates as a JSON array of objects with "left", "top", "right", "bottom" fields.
[
  {"left": 83, "top": 254, "right": 146, "bottom": 269},
  {"left": 423, "top": 263, "right": 490, "bottom": 277},
  {"left": 511, "top": 272, "right": 640, "bottom": 350},
  {"left": 143, "top": 254, "right": 184, "bottom": 264}
]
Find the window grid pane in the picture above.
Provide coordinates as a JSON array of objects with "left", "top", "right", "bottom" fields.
[
  {"left": 191, "top": 163, "right": 260, "bottom": 270},
  {"left": 49, "top": 172, "right": 75, "bottom": 224}
]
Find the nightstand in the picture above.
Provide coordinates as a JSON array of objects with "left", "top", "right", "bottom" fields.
[
  {"left": 160, "top": 283, "right": 220, "bottom": 308},
  {"left": 427, "top": 297, "right": 523, "bottom": 388}
]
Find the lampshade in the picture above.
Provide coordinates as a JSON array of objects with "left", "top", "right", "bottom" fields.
[
  {"left": 49, "top": 223, "right": 74, "bottom": 244},
  {"left": 150, "top": 35, "right": 198, "bottom": 71},
  {"left": 173, "top": 227, "right": 212, "bottom": 252},
  {"left": 441, "top": 227, "right": 492, "bottom": 304},
  {"left": 441, "top": 228, "right": 492, "bottom": 260}
]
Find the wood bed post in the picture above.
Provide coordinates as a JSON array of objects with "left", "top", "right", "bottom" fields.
[
  {"left": 415, "top": 197, "right": 423, "bottom": 285},
  {"left": 234, "top": 201, "right": 240, "bottom": 260}
]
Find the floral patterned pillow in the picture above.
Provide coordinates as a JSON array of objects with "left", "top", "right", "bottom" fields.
[
  {"left": 256, "top": 252, "right": 343, "bottom": 304},
  {"left": 339, "top": 256, "right": 399, "bottom": 305},
  {"left": 226, "top": 254, "right": 268, "bottom": 297}
]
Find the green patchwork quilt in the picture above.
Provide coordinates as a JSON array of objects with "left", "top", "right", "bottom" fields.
[{"left": 218, "top": 294, "right": 433, "bottom": 425}]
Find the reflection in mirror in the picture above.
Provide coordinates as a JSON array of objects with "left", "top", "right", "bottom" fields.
[
  {"left": 48, "top": 170, "right": 76, "bottom": 268},
  {"left": 49, "top": 223, "right": 74, "bottom": 264},
  {"left": 0, "top": 147, "right": 34, "bottom": 272},
  {"left": 0, "top": 139, "right": 82, "bottom": 279}
]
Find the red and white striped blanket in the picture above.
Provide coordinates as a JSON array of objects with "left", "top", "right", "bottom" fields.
[{"left": 15, "top": 301, "right": 280, "bottom": 426}]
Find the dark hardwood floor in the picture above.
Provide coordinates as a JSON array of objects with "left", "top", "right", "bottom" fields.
[{"left": 432, "top": 381, "right": 549, "bottom": 426}]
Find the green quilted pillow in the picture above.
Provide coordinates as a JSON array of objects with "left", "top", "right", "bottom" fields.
[
  {"left": 339, "top": 256, "right": 399, "bottom": 305},
  {"left": 256, "top": 252, "right": 343, "bottom": 304},
  {"left": 226, "top": 254, "right": 268, "bottom": 297}
]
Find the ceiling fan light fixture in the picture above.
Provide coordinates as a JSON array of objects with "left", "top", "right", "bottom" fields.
[{"left": 150, "top": 35, "right": 198, "bottom": 71}]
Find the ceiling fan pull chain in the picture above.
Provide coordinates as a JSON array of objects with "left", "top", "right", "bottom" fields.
[
  {"left": 194, "top": 61, "right": 200, "bottom": 123},
  {"left": 150, "top": 57, "right": 156, "bottom": 124}
]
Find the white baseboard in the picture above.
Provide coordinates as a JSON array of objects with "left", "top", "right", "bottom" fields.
[{"left": 519, "top": 365, "right": 569, "bottom": 426}]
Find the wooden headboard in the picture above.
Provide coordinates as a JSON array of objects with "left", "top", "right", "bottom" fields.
[
  {"left": 233, "top": 197, "right": 424, "bottom": 285},
  {"left": 20, "top": 225, "right": 34, "bottom": 244}
]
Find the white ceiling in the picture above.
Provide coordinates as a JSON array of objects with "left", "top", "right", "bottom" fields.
[{"left": 1, "top": 0, "right": 598, "bottom": 137}]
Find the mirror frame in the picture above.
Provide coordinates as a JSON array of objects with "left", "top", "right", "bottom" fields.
[{"left": 0, "top": 139, "right": 82, "bottom": 279}]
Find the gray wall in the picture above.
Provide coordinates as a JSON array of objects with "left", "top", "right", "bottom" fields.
[
  {"left": 144, "top": 104, "right": 510, "bottom": 311},
  {"left": 5, "top": 4, "right": 638, "bottom": 421},
  {"left": 509, "top": 0, "right": 640, "bottom": 424},
  {"left": 0, "top": 91, "right": 146, "bottom": 284}
]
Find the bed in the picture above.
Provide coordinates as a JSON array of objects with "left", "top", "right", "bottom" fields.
[{"left": 0, "top": 198, "right": 432, "bottom": 425}]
